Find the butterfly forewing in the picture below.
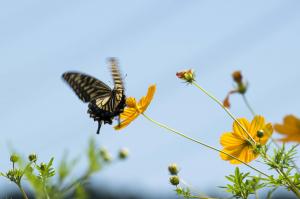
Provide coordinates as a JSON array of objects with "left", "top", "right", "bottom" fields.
[{"left": 62, "top": 72, "right": 112, "bottom": 103}]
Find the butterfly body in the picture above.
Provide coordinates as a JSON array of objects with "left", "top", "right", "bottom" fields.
[{"left": 62, "top": 58, "right": 126, "bottom": 134}]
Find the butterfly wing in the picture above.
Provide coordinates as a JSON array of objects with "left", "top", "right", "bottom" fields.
[{"left": 62, "top": 72, "right": 112, "bottom": 103}]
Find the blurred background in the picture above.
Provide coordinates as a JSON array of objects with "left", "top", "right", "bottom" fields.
[{"left": 1, "top": 0, "right": 300, "bottom": 198}]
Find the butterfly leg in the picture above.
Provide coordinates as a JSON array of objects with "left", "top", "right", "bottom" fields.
[{"left": 96, "top": 121, "right": 102, "bottom": 134}]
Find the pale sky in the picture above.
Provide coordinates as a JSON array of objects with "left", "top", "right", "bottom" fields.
[{"left": 1, "top": 0, "right": 300, "bottom": 197}]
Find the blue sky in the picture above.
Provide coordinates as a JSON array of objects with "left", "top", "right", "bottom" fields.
[{"left": 1, "top": 0, "right": 300, "bottom": 196}]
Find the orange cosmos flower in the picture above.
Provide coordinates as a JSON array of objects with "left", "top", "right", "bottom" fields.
[
  {"left": 220, "top": 115, "right": 273, "bottom": 164},
  {"left": 114, "top": 84, "right": 156, "bottom": 130},
  {"left": 274, "top": 115, "right": 300, "bottom": 143}
]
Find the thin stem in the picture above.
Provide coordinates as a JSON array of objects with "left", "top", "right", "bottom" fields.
[
  {"left": 242, "top": 94, "right": 300, "bottom": 173},
  {"left": 242, "top": 94, "right": 256, "bottom": 116},
  {"left": 255, "top": 190, "right": 259, "bottom": 199},
  {"left": 62, "top": 171, "right": 91, "bottom": 193},
  {"left": 192, "top": 81, "right": 257, "bottom": 145},
  {"left": 278, "top": 168, "right": 300, "bottom": 198},
  {"left": 17, "top": 183, "right": 29, "bottom": 199},
  {"left": 142, "top": 113, "right": 269, "bottom": 177}
]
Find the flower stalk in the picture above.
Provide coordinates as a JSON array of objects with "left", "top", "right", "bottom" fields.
[
  {"left": 141, "top": 113, "right": 269, "bottom": 177},
  {"left": 191, "top": 81, "right": 257, "bottom": 145}
]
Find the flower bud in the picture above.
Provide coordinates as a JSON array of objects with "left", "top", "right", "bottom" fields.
[
  {"left": 169, "top": 176, "right": 180, "bottom": 186},
  {"left": 40, "top": 163, "right": 47, "bottom": 171},
  {"left": 100, "top": 148, "right": 112, "bottom": 162},
  {"left": 119, "top": 148, "right": 129, "bottom": 160},
  {"left": 168, "top": 163, "right": 179, "bottom": 175},
  {"left": 10, "top": 154, "right": 19, "bottom": 163},
  {"left": 28, "top": 154, "right": 37, "bottom": 162},
  {"left": 257, "top": 130, "right": 264, "bottom": 138},
  {"left": 176, "top": 69, "right": 195, "bottom": 83},
  {"left": 223, "top": 95, "right": 231, "bottom": 108},
  {"left": 232, "top": 71, "right": 243, "bottom": 84}
]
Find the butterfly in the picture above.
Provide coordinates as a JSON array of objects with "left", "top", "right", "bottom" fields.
[{"left": 62, "top": 58, "right": 126, "bottom": 134}]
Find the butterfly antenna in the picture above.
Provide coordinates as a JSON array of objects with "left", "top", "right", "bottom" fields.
[{"left": 96, "top": 121, "right": 102, "bottom": 134}]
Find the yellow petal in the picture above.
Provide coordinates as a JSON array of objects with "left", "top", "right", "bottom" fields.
[
  {"left": 138, "top": 84, "right": 156, "bottom": 113},
  {"left": 126, "top": 97, "right": 137, "bottom": 108},
  {"left": 249, "top": 115, "right": 265, "bottom": 137},
  {"left": 119, "top": 108, "right": 137, "bottom": 119},
  {"left": 220, "top": 132, "right": 244, "bottom": 148},
  {"left": 230, "top": 145, "right": 258, "bottom": 164},
  {"left": 259, "top": 123, "right": 273, "bottom": 144},
  {"left": 232, "top": 118, "right": 250, "bottom": 138},
  {"left": 114, "top": 111, "right": 139, "bottom": 130},
  {"left": 220, "top": 145, "right": 245, "bottom": 162}
]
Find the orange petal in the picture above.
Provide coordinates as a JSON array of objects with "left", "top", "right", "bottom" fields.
[
  {"left": 114, "top": 111, "right": 139, "bottom": 130},
  {"left": 138, "top": 84, "right": 156, "bottom": 113},
  {"left": 274, "top": 124, "right": 300, "bottom": 135},
  {"left": 119, "top": 108, "right": 137, "bottom": 119},
  {"left": 126, "top": 97, "right": 137, "bottom": 108},
  {"left": 278, "top": 135, "right": 300, "bottom": 143},
  {"left": 284, "top": 115, "right": 300, "bottom": 126}
]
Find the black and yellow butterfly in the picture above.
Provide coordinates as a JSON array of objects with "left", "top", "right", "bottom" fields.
[{"left": 62, "top": 58, "right": 126, "bottom": 134}]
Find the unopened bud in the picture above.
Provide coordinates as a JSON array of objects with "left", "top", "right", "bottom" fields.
[
  {"left": 169, "top": 176, "right": 180, "bottom": 186},
  {"left": 232, "top": 71, "right": 243, "bottom": 84},
  {"left": 100, "top": 148, "right": 112, "bottom": 162},
  {"left": 168, "top": 163, "right": 179, "bottom": 175},
  {"left": 119, "top": 148, "right": 129, "bottom": 160},
  {"left": 40, "top": 163, "right": 47, "bottom": 171},
  {"left": 28, "top": 154, "right": 37, "bottom": 162},
  {"left": 10, "top": 154, "right": 19, "bottom": 163},
  {"left": 257, "top": 130, "right": 264, "bottom": 138}
]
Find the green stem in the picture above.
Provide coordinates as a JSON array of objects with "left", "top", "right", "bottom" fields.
[
  {"left": 17, "top": 183, "right": 29, "bottom": 199},
  {"left": 142, "top": 113, "right": 269, "bottom": 177},
  {"left": 192, "top": 81, "right": 256, "bottom": 145},
  {"left": 242, "top": 94, "right": 256, "bottom": 116},
  {"left": 278, "top": 168, "right": 300, "bottom": 198},
  {"left": 43, "top": 181, "right": 50, "bottom": 199}
]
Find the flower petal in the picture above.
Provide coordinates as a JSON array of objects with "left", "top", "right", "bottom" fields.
[
  {"left": 119, "top": 108, "right": 137, "bottom": 119},
  {"left": 249, "top": 115, "right": 265, "bottom": 137},
  {"left": 259, "top": 123, "right": 273, "bottom": 144},
  {"left": 126, "top": 97, "right": 137, "bottom": 108},
  {"left": 232, "top": 118, "right": 250, "bottom": 138},
  {"left": 220, "top": 145, "right": 245, "bottom": 161},
  {"left": 278, "top": 135, "right": 300, "bottom": 143},
  {"left": 220, "top": 132, "right": 244, "bottom": 148},
  {"left": 138, "top": 84, "right": 156, "bottom": 113},
  {"left": 114, "top": 111, "right": 139, "bottom": 130}
]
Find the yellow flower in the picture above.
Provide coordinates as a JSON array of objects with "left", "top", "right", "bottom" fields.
[
  {"left": 114, "top": 84, "right": 156, "bottom": 130},
  {"left": 274, "top": 115, "right": 300, "bottom": 143},
  {"left": 220, "top": 115, "right": 273, "bottom": 164}
]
